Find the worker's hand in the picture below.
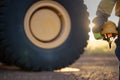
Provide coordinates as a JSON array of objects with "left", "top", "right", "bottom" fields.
[
  {"left": 92, "top": 11, "right": 109, "bottom": 33},
  {"left": 92, "top": 11, "right": 110, "bottom": 39},
  {"left": 92, "top": 16, "right": 106, "bottom": 39},
  {"left": 92, "top": 16, "right": 107, "bottom": 33}
]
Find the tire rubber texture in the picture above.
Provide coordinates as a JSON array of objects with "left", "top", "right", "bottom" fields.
[{"left": 0, "top": 0, "right": 89, "bottom": 71}]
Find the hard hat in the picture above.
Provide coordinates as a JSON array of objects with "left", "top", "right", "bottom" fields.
[{"left": 101, "top": 21, "right": 118, "bottom": 35}]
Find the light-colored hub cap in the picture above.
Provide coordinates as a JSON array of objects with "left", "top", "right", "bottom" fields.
[
  {"left": 24, "top": 1, "right": 71, "bottom": 49},
  {"left": 30, "top": 9, "right": 61, "bottom": 42}
]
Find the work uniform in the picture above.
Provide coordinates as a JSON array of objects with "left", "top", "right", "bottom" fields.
[
  {"left": 93, "top": 0, "right": 120, "bottom": 79},
  {"left": 97, "top": 0, "right": 120, "bottom": 17}
]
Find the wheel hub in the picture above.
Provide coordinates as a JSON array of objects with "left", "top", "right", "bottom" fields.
[
  {"left": 24, "top": 1, "right": 71, "bottom": 49},
  {"left": 30, "top": 9, "right": 61, "bottom": 42}
]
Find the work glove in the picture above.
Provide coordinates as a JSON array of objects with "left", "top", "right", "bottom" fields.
[{"left": 92, "top": 11, "right": 109, "bottom": 39}]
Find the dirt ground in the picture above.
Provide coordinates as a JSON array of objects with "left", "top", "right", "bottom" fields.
[{"left": 0, "top": 51, "right": 118, "bottom": 80}]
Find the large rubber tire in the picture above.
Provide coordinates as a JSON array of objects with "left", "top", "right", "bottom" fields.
[{"left": 0, "top": 0, "right": 89, "bottom": 71}]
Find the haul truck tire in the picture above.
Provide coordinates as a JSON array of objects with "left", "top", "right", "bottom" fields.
[{"left": 0, "top": 0, "right": 89, "bottom": 71}]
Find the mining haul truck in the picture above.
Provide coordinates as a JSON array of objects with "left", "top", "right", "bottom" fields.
[{"left": 0, "top": 0, "right": 89, "bottom": 71}]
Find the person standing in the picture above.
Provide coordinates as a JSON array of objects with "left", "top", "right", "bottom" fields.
[{"left": 92, "top": 0, "right": 120, "bottom": 79}]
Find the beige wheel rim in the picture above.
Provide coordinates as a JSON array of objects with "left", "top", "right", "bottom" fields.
[{"left": 24, "top": 1, "right": 71, "bottom": 49}]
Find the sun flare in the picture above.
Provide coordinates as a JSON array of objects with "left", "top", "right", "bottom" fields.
[{"left": 88, "top": 22, "right": 95, "bottom": 40}]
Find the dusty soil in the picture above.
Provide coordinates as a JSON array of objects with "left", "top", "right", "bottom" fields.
[
  {"left": 69, "top": 53, "right": 119, "bottom": 80},
  {"left": 0, "top": 52, "right": 118, "bottom": 80}
]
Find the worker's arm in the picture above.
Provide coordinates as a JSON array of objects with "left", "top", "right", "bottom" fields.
[
  {"left": 92, "top": 0, "right": 117, "bottom": 39},
  {"left": 97, "top": 0, "right": 117, "bottom": 16},
  {"left": 115, "top": 0, "right": 120, "bottom": 17}
]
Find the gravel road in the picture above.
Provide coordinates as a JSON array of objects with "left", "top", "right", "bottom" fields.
[{"left": 0, "top": 52, "right": 118, "bottom": 80}]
